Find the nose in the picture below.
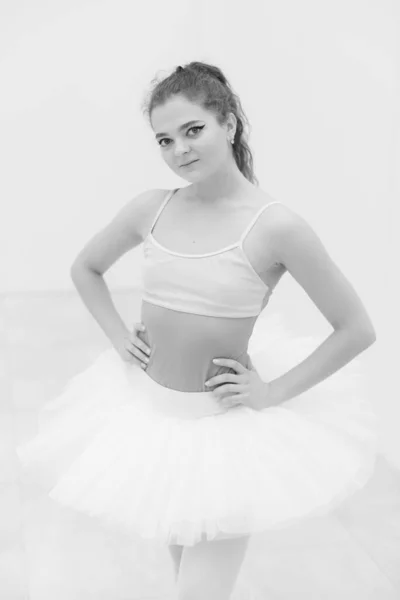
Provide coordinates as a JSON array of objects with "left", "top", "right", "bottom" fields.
[
  {"left": 174, "top": 138, "right": 192, "bottom": 155},
  {"left": 175, "top": 149, "right": 191, "bottom": 159}
]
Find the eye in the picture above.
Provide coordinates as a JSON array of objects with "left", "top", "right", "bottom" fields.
[{"left": 158, "top": 125, "right": 204, "bottom": 147}]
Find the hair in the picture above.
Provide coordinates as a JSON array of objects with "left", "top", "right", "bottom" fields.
[{"left": 141, "top": 61, "right": 259, "bottom": 186}]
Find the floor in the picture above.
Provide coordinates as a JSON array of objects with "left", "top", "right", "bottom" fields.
[{"left": 1, "top": 291, "right": 399, "bottom": 599}]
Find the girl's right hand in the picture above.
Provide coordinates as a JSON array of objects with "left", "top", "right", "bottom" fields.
[{"left": 115, "top": 322, "right": 151, "bottom": 370}]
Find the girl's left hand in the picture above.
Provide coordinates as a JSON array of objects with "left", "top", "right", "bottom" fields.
[{"left": 205, "top": 358, "right": 271, "bottom": 411}]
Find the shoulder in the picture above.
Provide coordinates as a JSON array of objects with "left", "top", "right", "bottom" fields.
[
  {"left": 255, "top": 190, "right": 299, "bottom": 230},
  {"left": 125, "top": 187, "right": 168, "bottom": 216},
  {"left": 256, "top": 193, "right": 318, "bottom": 265},
  {"left": 134, "top": 188, "right": 170, "bottom": 239},
  {"left": 139, "top": 187, "right": 169, "bottom": 208}
]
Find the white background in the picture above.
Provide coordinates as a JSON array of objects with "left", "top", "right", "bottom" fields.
[{"left": 1, "top": 0, "right": 398, "bottom": 463}]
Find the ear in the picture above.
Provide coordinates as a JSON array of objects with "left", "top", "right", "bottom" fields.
[{"left": 227, "top": 112, "right": 237, "bottom": 136}]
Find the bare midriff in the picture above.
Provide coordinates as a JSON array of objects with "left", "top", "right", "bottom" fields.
[{"left": 139, "top": 301, "right": 258, "bottom": 392}]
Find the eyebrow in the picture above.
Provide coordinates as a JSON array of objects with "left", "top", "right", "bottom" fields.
[{"left": 155, "top": 120, "right": 202, "bottom": 140}]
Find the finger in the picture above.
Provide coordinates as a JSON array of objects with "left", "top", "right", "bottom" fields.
[
  {"left": 131, "top": 325, "right": 151, "bottom": 357},
  {"left": 206, "top": 372, "right": 244, "bottom": 388},
  {"left": 207, "top": 375, "right": 246, "bottom": 392},
  {"left": 135, "top": 337, "right": 151, "bottom": 357},
  {"left": 213, "top": 358, "right": 248, "bottom": 374},
  {"left": 215, "top": 384, "right": 248, "bottom": 399},
  {"left": 124, "top": 337, "right": 150, "bottom": 365},
  {"left": 212, "top": 383, "right": 235, "bottom": 397},
  {"left": 133, "top": 322, "right": 145, "bottom": 336}
]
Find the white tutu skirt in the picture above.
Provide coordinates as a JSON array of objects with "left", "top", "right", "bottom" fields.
[{"left": 16, "top": 312, "right": 378, "bottom": 548}]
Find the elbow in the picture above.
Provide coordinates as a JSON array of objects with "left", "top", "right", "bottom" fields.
[
  {"left": 70, "top": 261, "right": 81, "bottom": 277},
  {"left": 366, "top": 328, "right": 377, "bottom": 345},
  {"left": 352, "top": 326, "right": 377, "bottom": 348},
  {"left": 70, "top": 261, "right": 101, "bottom": 279},
  {"left": 345, "top": 314, "right": 377, "bottom": 347},
  {"left": 358, "top": 316, "right": 377, "bottom": 345},
  {"left": 70, "top": 261, "right": 88, "bottom": 279},
  {"left": 336, "top": 321, "right": 376, "bottom": 347}
]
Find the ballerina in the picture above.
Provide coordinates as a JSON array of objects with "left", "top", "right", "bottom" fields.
[{"left": 17, "top": 61, "right": 378, "bottom": 600}]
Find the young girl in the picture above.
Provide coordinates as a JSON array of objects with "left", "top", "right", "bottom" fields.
[{"left": 17, "top": 62, "right": 378, "bottom": 599}]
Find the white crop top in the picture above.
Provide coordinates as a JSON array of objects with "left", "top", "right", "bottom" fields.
[{"left": 142, "top": 188, "right": 282, "bottom": 318}]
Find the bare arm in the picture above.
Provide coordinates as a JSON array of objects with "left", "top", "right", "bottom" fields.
[
  {"left": 268, "top": 205, "right": 376, "bottom": 337},
  {"left": 70, "top": 188, "right": 165, "bottom": 347},
  {"left": 263, "top": 204, "right": 376, "bottom": 406}
]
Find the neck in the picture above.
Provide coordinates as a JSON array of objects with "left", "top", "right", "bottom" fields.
[{"left": 187, "top": 163, "right": 253, "bottom": 205}]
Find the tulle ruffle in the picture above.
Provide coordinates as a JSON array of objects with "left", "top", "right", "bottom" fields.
[{"left": 16, "top": 311, "right": 378, "bottom": 548}]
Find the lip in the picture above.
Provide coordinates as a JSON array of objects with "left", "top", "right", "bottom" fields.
[{"left": 181, "top": 160, "right": 198, "bottom": 167}]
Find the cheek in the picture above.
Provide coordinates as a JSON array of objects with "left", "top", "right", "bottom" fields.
[{"left": 206, "top": 139, "right": 226, "bottom": 157}]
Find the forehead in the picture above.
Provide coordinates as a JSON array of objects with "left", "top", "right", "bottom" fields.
[{"left": 151, "top": 96, "right": 210, "bottom": 133}]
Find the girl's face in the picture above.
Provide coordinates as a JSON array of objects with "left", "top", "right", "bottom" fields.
[{"left": 151, "top": 95, "right": 236, "bottom": 180}]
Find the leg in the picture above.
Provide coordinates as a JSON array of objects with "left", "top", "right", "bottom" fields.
[
  {"left": 168, "top": 543, "right": 184, "bottom": 581},
  {"left": 177, "top": 535, "right": 251, "bottom": 600}
]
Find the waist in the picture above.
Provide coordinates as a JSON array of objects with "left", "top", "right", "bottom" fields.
[
  {"left": 142, "top": 350, "right": 251, "bottom": 392},
  {"left": 124, "top": 363, "right": 231, "bottom": 419},
  {"left": 139, "top": 301, "right": 256, "bottom": 392}
]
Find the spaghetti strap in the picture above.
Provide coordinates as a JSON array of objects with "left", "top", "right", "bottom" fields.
[
  {"left": 239, "top": 201, "right": 282, "bottom": 245},
  {"left": 148, "top": 189, "right": 179, "bottom": 235}
]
